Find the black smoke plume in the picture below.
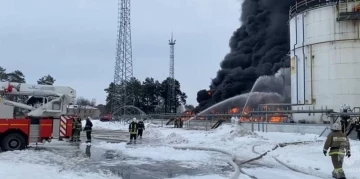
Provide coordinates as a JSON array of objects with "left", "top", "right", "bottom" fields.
[{"left": 195, "top": 0, "right": 295, "bottom": 113}]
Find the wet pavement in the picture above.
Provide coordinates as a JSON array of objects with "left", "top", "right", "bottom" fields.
[{"left": 30, "top": 129, "right": 232, "bottom": 179}]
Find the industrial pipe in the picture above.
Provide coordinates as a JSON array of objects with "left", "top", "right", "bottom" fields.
[
  {"left": 328, "top": 112, "right": 360, "bottom": 116},
  {"left": 302, "top": 13, "right": 306, "bottom": 104},
  {"left": 294, "top": 14, "right": 299, "bottom": 104},
  {"left": 249, "top": 109, "right": 334, "bottom": 114}
]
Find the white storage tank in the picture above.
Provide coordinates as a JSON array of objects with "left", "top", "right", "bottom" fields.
[{"left": 289, "top": 0, "right": 360, "bottom": 122}]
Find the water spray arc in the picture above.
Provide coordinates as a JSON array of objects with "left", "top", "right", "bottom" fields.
[{"left": 111, "top": 0, "right": 134, "bottom": 116}]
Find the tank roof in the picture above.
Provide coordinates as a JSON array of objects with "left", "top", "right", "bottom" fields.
[{"left": 290, "top": 0, "right": 337, "bottom": 17}]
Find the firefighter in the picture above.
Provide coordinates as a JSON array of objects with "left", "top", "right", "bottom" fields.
[
  {"left": 356, "top": 119, "right": 360, "bottom": 140},
  {"left": 76, "top": 118, "right": 82, "bottom": 141},
  {"left": 346, "top": 118, "right": 360, "bottom": 140},
  {"left": 180, "top": 118, "right": 183, "bottom": 128},
  {"left": 72, "top": 117, "right": 82, "bottom": 142},
  {"left": 84, "top": 117, "right": 93, "bottom": 143},
  {"left": 137, "top": 119, "right": 145, "bottom": 139},
  {"left": 71, "top": 117, "right": 80, "bottom": 142},
  {"left": 128, "top": 117, "right": 138, "bottom": 144},
  {"left": 340, "top": 104, "right": 351, "bottom": 134},
  {"left": 174, "top": 118, "right": 179, "bottom": 128},
  {"left": 70, "top": 117, "right": 78, "bottom": 142},
  {"left": 323, "top": 121, "right": 351, "bottom": 179}
]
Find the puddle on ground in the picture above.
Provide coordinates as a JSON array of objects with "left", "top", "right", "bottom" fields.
[
  {"left": 81, "top": 142, "right": 232, "bottom": 179},
  {"left": 30, "top": 137, "right": 231, "bottom": 179}
]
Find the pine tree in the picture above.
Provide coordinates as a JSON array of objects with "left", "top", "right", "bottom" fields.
[{"left": 37, "top": 75, "right": 56, "bottom": 85}]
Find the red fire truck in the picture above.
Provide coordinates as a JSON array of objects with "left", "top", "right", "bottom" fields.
[{"left": 0, "top": 81, "right": 76, "bottom": 151}]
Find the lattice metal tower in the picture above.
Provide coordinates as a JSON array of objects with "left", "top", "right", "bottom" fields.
[
  {"left": 167, "top": 33, "right": 176, "bottom": 113},
  {"left": 111, "top": 0, "right": 134, "bottom": 116}
]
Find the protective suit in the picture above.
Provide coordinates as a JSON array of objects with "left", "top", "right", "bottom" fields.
[
  {"left": 128, "top": 118, "right": 138, "bottom": 144},
  {"left": 346, "top": 117, "right": 360, "bottom": 140},
  {"left": 323, "top": 122, "right": 351, "bottom": 179},
  {"left": 84, "top": 117, "right": 93, "bottom": 143},
  {"left": 137, "top": 119, "right": 145, "bottom": 139},
  {"left": 72, "top": 118, "right": 81, "bottom": 142},
  {"left": 340, "top": 104, "right": 351, "bottom": 134}
]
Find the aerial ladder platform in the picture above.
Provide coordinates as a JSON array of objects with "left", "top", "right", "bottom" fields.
[{"left": 0, "top": 81, "right": 76, "bottom": 151}]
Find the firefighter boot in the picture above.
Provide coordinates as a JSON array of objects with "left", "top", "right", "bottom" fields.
[{"left": 333, "top": 168, "right": 346, "bottom": 179}]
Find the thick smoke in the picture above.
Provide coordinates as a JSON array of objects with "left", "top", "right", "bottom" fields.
[{"left": 195, "top": 0, "right": 295, "bottom": 112}]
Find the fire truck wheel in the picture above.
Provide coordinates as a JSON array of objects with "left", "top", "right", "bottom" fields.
[{"left": 1, "top": 133, "right": 26, "bottom": 151}]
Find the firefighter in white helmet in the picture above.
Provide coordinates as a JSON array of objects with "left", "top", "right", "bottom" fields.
[
  {"left": 128, "top": 117, "right": 138, "bottom": 144},
  {"left": 340, "top": 104, "right": 351, "bottom": 134},
  {"left": 323, "top": 121, "right": 351, "bottom": 179}
]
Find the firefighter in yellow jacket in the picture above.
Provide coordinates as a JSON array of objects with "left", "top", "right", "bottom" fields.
[
  {"left": 128, "top": 118, "right": 138, "bottom": 144},
  {"left": 323, "top": 121, "right": 351, "bottom": 179}
]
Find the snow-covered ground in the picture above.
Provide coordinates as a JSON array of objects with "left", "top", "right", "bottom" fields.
[
  {"left": 0, "top": 144, "right": 119, "bottom": 179},
  {"left": 89, "top": 120, "right": 360, "bottom": 179},
  {"left": 1, "top": 119, "right": 359, "bottom": 179}
]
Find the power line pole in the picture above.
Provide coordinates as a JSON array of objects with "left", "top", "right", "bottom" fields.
[
  {"left": 111, "top": 0, "right": 134, "bottom": 116},
  {"left": 167, "top": 33, "right": 176, "bottom": 113}
]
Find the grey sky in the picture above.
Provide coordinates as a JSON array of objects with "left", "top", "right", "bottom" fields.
[{"left": 0, "top": 0, "right": 240, "bottom": 106}]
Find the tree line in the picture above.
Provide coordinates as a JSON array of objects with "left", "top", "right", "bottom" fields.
[
  {"left": 0, "top": 66, "right": 193, "bottom": 115},
  {"left": 104, "top": 77, "right": 189, "bottom": 114}
]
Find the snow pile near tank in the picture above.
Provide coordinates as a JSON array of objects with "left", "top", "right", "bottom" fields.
[
  {"left": 146, "top": 123, "right": 160, "bottom": 128},
  {"left": 210, "top": 124, "right": 261, "bottom": 141},
  {"left": 143, "top": 125, "right": 165, "bottom": 139},
  {"left": 164, "top": 132, "right": 189, "bottom": 144}
]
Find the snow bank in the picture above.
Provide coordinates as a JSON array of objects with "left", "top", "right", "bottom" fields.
[
  {"left": 84, "top": 120, "right": 128, "bottom": 130},
  {"left": 164, "top": 132, "right": 189, "bottom": 144},
  {"left": 143, "top": 126, "right": 165, "bottom": 139},
  {"left": 136, "top": 124, "right": 324, "bottom": 161}
]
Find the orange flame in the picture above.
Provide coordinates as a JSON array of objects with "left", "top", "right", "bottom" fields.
[{"left": 227, "top": 106, "right": 287, "bottom": 123}]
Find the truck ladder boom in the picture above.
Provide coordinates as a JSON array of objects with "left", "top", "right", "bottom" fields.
[
  {"left": 0, "top": 81, "right": 75, "bottom": 99},
  {"left": 0, "top": 97, "right": 34, "bottom": 111}
]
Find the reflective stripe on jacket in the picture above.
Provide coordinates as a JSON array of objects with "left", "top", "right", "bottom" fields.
[
  {"left": 323, "top": 131, "right": 350, "bottom": 156},
  {"left": 129, "top": 122, "right": 138, "bottom": 134}
]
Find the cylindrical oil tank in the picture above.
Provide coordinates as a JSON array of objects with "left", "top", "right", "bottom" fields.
[{"left": 289, "top": 1, "right": 360, "bottom": 122}]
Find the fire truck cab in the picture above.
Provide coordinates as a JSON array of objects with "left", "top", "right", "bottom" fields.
[{"left": 0, "top": 81, "right": 76, "bottom": 151}]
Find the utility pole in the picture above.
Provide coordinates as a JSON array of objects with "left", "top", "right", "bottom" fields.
[
  {"left": 167, "top": 33, "right": 176, "bottom": 113},
  {"left": 111, "top": 0, "right": 134, "bottom": 116}
]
